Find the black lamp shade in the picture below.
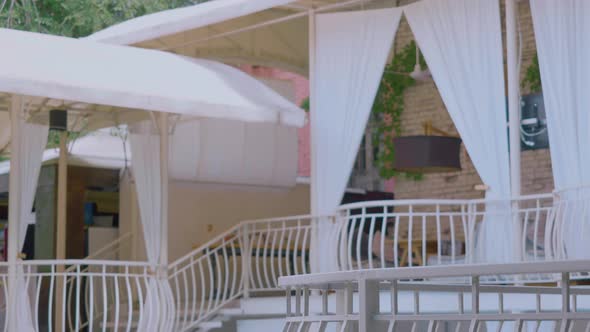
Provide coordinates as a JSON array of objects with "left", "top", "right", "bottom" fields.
[
  {"left": 49, "top": 109, "right": 67, "bottom": 131},
  {"left": 393, "top": 136, "right": 462, "bottom": 173}
]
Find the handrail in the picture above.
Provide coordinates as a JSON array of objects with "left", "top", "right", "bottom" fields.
[
  {"left": 337, "top": 193, "right": 554, "bottom": 211},
  {"left": 85, "top": 231, "right": 133, "bottom": 260},
  {"left": 63, "top": 232, "right": 134, "bottom": 275},
  {"left": 279, "top": 259, "right": 590, "bottom": 288},
  {"left": 168, "top": 223, "right": 243, "bottom": 270},
  {"left": 16, "top": 259, "right": 150, "bottom": 267}
]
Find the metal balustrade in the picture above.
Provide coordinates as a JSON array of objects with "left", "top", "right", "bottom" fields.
[
  {"left": 278, "top": 260, "right": 590, "bottom": 332},
  {"left": 65, "top": 232, "right": 135, "bottom": 331},
  {"left": 8, "top": 260, "right": 154, "bottom": 332},
  {"left": 0, "top": 189, "right": 584, "bottom": 331},
  {"left": 332, "top": 193, "right": 557, "bottom": 273},
  {"left": 168, "top": 215, "right": 315, "bottom": 331}
]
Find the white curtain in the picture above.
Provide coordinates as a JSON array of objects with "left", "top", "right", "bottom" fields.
[
  {"left": 10, "top": 100, "right": 49, "bottom": 331},
  {"left": 129, "top": 121, "right": 174, "bottom": 331},
  {"left": 405, "top": 0, "right": 512, "bottom": 263},
  {"left": 311, "top": 8, "right": 403, "bottom": 272},
  {"left": 530, "top": 0, "right": 590, "bottom": 259},
  {"left": 18, "top": 122, "right": 48, "bottom": 249}
]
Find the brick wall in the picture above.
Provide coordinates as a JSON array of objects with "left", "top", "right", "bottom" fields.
[{"left": 392, "top": 1, "right": 554, "bottom": 200}]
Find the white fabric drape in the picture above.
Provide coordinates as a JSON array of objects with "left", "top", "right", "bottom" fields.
[
  {"left": 18, "top": 122, "right": 48, "bottom": 249},
  {"left": 10, "top": 100, "right": 48, "bottom": 331},
  {"left": 405, "top": 0, "right": 512, "bottom": 263},
  {"left": 129, "top": 121, "right": 174, "bottom": 331},
  {"left": 530, "top": 0, "right": 590, "bottom": 259},
  {"left": 311, "top": 8, "right": 402, "bottom": 272}
]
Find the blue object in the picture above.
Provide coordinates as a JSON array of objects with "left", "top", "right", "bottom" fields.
[{"left": 84, "top": 202, "right": 95, "bottom": 226}]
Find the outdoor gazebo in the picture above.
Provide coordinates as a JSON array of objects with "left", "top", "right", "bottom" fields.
[{"left": 0, "top": 27, "right": 304, "bottom": 331}]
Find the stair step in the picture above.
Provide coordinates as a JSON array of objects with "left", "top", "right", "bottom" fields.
[{"left": 198, "top": 320, "right": 223, "bottom": 329}]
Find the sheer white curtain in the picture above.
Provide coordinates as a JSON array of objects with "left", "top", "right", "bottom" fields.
[
  {"left": 10, "top": 100, "right": 49, "bottom": 331},
  {"left": 405, "top": 0, "right": 512, "bottom": 263},
  {"left": 18, "top": 122, "right": 48, "bottom": 249},
  {"left": 311, "top": 8, "right": 402, "bottom": 272},
  {"left": 530, "top": 0, "right": 590, "bottom": 259},
  {"left": 129, "top": 121, "right": 174, "bottom": 331}
]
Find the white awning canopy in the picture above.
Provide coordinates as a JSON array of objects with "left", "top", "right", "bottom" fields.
[
  {"left": 86, "top": 0, "right": 296, "bottom": 46},
  {"left": 0, "top": 28, "right": 305, "bottom": 129},
  {"left": 88, "top": 0, "right": 353, "bottom": 75},
  {"left": 0, "top": 119, "right": 298, "bottom": 188}
]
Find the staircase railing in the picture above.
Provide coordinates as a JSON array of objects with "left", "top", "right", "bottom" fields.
[
  {"left": 168, "top": 215, "right": 316, "bottom": 332},
  {"left": 65, "top": 232, "right": 135, "bottom": 331}
]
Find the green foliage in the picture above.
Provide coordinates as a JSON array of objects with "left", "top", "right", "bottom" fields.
[
  {"left": 46, "top": 130, "right": 84, "bottom": 149},
  {"left": 373, "top": 41, "right": 425, "bottom": 181},
  {"left": 1, "top": 0, "right": 195, "bottom": 37},
  {"left": 300, "top": 97, "right": 310, "bottom": 112},
  {"left": 522, "top": 54, "right": 542, "bottom": 93}
]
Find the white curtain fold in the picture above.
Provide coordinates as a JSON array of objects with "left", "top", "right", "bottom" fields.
[
  {"left": 10, "top": 102, "right": 48, "bottom": 331},
  {"left": 311, "top": 8, "right": 403, "bottom": 272},
  {"left": 405, "top": 0, "right": 512, "bottom": 263},
  {"left": 18, "top": 122, "right": 49, "bottom": 249},
  {"left": 130, "top": 121, "right": 174, "bottom": 331},
  {"left": 530, "top": 0, "right": 590, "bottom": 259}
]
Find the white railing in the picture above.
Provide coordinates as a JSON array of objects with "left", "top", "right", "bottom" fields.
[
  {"left": 332, "top": 193, "right": 557, "bottom": 272},
  {"left": 6, "top": 259, "right": 154, "bottom": 332},
  {"left": 66, "top": 232, "right": 135, "bottom": 331},
  {"left": 0, "top": 190, "right": 581, "bottom": 331},
  {"left": 278, "top": 260, "right": 590, "bottom": 332},
  {"left": 166, "top": 190, "right": 588, "bottom": 330},
  {"left": 168, "top": 215, "right": 314, "bottom": 331},
  {"left": 551, "top": 185, "right": 590, "bottom": 261}
]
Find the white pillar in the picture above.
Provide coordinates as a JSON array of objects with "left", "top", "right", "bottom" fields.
[
  {"left": 308, "top": 9, "right": 319, "bottom": 274},
  {"left": 506, "top": 0, "right": 522, "bottom": 261},
  {"left": 159, "top": 113, "right": 169, "bottom": 272},
  {"left": 7, "top": 95, "right": 22, "bottom": 332},
  {"left": 358, "top": 279, "right": 379, "bottom": 332}
]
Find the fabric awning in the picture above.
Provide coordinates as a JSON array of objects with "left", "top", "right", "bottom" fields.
[
  {"left": 0, "top": 28, "right": 305, "bottom": 128},
  {"left": 86, "top": 0, "right": 296, "bottom": 46},
  {"left": 86, "top": 0, "right": 312, "bottom": 75},
  {"left": 0, "top": 120, "right": 299, "bottom": 188}
]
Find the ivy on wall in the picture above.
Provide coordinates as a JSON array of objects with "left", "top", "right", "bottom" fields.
[
  {"left": 522, "top": 54, "right": 542, "bottom": 93},
  {"left": 373, "top": 41, "right": 425, "bottom": 180}
]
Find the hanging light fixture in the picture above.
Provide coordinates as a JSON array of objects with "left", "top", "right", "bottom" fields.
[
  {"left": 409, "top": 43, "right": 431, "bottom": 82},
  {"left": 49, "top": 109, "right": 68, "bottom": 131},
  {"left": 393, "top": 121, "right": 462, "bottom": 173}
]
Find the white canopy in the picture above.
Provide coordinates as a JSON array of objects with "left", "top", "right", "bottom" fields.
[
  {"left": 86, "top": 0, "right": 296, "bottom": 46},
  {"left": 0, "top": 120, "right": 298, "bottom": 188},
  {"left": 0, "top": 28, "right": 305, "bottom": 128},
  {"left": 88, "top": 0, "right": 385, "bottom": 75}
]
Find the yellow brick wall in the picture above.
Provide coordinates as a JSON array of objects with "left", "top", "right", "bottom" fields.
[{"left": 391, "top": 1, "right": 553, "bottom": 199}]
